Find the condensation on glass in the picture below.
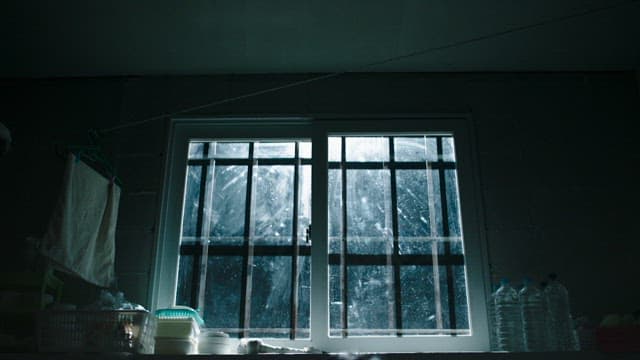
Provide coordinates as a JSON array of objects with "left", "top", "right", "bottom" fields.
[
  {"left": 328, "top": 135, "right": 470, "bottom": 337},
  {"left": 177, "top": 140, "right": 311, "bottom": 339}
]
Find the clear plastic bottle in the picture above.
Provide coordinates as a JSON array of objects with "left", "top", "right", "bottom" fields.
[
  {"left": 494, "top": 279, "right": 524, "bottom": 351},
  {"left": 519, "top": 277, "right": 548, "bottom": 351},
  {"left": 544, "top": 273, "right": 579, "bottom": 351}
]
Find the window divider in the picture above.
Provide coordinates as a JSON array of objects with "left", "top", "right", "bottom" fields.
[
  {"left": 290, "top": 142, "right": 301, "bottom": 339},
  {"left": 388, "top": 137, "right": 404, "bottom": 336}
]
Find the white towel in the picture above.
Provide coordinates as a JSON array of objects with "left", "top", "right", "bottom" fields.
[{"left": 40, "top": 153, "right": 120, "bottom": 287}]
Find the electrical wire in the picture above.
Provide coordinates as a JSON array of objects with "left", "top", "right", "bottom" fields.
[{"left": 99, "top": 0, "right": 637, "bottom": 134}]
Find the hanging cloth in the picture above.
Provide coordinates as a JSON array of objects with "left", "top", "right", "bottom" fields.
[{"left": 40, "top": 153, "right": 120, "bottom": 287}]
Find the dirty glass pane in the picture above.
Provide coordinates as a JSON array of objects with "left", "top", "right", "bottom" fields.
[
  {"left": 347, "top": 169, "right": 392, "bottom": 254},
  {"left": 397, "top": 169, "right": 443, "bottom": 254},
  {"left": 298, "top": 165, "right": 312, "bottom": 240},
  {"left": 255, "top": 142, "right": 295, "bottom": 158},
  {"left": 188, "top": 142, "right": 205, "bottom": 159},
  {"left": 203, "top": 256, "right": 243, "bottom": 333},
  {"left": 296, "top": 255, "right": 311, "bottom": 339},
  {"left": 328, "top": 169, "right": 342, "bottom": 253},
  {"left": 299, "top": 142, "right": 311, "bottom": 159},
  {"left": 210, "top": 142, "right": 249, "bottom": 158},
  {"left": 249, "top": 256, "right": 292, "bottom": 338},
  {"left": 394, "top": 137, "right": 437, "bottom": 162},
  {"left": 329, "top": 265, "right": 343, "bottom": 337},
  {"left": 346, "top": 137, "right": 389, "bottom": 162},
  {"left": 445, "top": 169, "right": 463, "bottom": 254},
  {"left": 442, "top": 137, "right": 456, "bottom": 162},
  {"left": 454, "top": 265, "right": 470, "bottom": 330},
  {"left": 438, "top": 265, "right": 451, "bottom": 330},
  {"left": 401, "top": 265, "right": 437, "bottom": 331},
  {"left": 347, "top": 265, "right": 394, "bottom": 335},
  {"left": 209, "top": 165, "right": 247, "bottom": 244},
  {"left": 175, "top": 255, "right": 193, "bottom": 307},
  {"left": 181, "top": 165, "right": 201, "bottom": 238},
  {"left": 253, "top": 165, "right": 294, "bottom": 245},
  {"left": 328, "top": 137, "right": 342, "bottom": 162}
]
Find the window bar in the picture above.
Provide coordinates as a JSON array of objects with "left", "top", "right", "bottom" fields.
[
  {"left": 189, "top": 142, "right": 210, "bottom": 311},
  {"left": 340, "top": 136, "right": 349, "bottom": 337},
  {"left": 239, "top": 142, "right": 257, "bottom": 338},
  {"left": 437, "top": 137, "right": 457, "bottom": 331},
  {"left": 289, "top": 142, "right": 301, "bottom": 339},
  {"left": 388, "top": 137, "right": 404, "bottom": 336}
]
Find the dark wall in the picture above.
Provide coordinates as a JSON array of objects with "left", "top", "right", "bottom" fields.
[{"left": 1, "top": 72, "right": 638, "bottom": 323}]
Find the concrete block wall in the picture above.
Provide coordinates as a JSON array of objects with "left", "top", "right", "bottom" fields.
[{"left": 1, "top": 71, "right": 638, "bottom": 323}]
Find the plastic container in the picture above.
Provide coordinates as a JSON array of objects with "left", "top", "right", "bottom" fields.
[
  {"left": 519, "top": 278, "right": 548, "bottom": 351},
  {"left": 154, "top": 337, "right": 198, "bottom": 354},
  {"left": 493, "top": 279, "right": 524, "bottom": 352},
  {"left": 544, "top": 273, "right": 579, "bottom": 351},
  {"left": 198, "top": 330, "right": 232, "bottom": 354},
  {"left": 155, "top": 317, "right": 200, "bottom": 338}
]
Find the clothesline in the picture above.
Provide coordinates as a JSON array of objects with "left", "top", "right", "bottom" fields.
[{"left": 98, "top": 0, "right": 636, "bottom": 135}]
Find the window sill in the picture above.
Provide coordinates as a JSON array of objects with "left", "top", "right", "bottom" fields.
[{"left": 0, "top": 352, "right": 637, "bottom": 360}]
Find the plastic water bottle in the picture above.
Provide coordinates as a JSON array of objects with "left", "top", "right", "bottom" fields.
[
  {"left": 519, "top": 277, "right": 548, "bottom": 351},
  {"left": 494, "top": 279, "right": 524, "bottom": 351},
  {"left": 544, "top": 273, "right": 579, "bottom": 351}
]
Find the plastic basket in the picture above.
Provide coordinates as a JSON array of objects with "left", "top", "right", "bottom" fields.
[{"left": 36, "top": 310, "right": 156, "bottom": 353}]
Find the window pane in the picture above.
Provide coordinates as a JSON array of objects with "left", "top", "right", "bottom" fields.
[
  {"left": 249, "top": 256, "right": 292, "bottom": 338},
  {"left": 253, "top": 165, "right": 294, "bottom": 245},
  {"left": 296, "top": 255, "right": 311, "bottom": 339},
  {"left": 328, "top": 137, "right": 342, "bottom": 162},
  {"left": 397, "top": 169, "right": 444, "bottom": 254},
  {"left": 203, "top": 256, "right": 243, "bottom": 335},
  {"left": 175, "top": 254, "right": 194, "bottom": 307},
  {"left": 188, "top": 142, "right": 205, "bottom": 159},
  {"left": 209, "top": 165, "right": 247, "bottom": 245},
  {"left": 181, "top": 166, "right": 201, "bottom": 238},
  {"left": 394, "top": 137, "right": 437, "bottom": 162},
  {"left": 255, "top": 142, "right": 295, "bottom": 158},
  {"left": 347, "top": 265, "right": 394, "bottom": 335},
  {"left": 346, "top": 137, "right": 389, "bottom": 162},
  {"left": 442, "top": 137, "right": 456, "bottom": 162},
  {"left": 445, "top": 169, "right": 464, "bottom": 254},
  {"left": 347, "top": 169, "right": 392, "bottom": 254},
  {"left": 454, "top": 265, "right": 470, "bottom": 330},
  {"left": 298, "top": 165, "right": 312, "bottom": 239},
  {"left": 401, "top": 265, "right": 437, "bottom": 331},
  {"left": 299, "top": 141, "right": 311, "bottom": 159},
  {"left": 329, "top": 265, "right": 343, "bottom": 337},
  {"left": 210, "top": 142, "right": 249, "bottom": 158},
  {"left": 328, "top": 169, "right": 342, "bottom": 253}
]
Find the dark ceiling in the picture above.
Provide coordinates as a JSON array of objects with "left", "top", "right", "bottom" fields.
[{"left": 2, "top": 0, "right": 639, "bottom": 78}]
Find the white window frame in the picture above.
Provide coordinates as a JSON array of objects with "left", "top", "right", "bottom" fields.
[{"left": 151, "top": 116, "right": 491, "bottom": 353}]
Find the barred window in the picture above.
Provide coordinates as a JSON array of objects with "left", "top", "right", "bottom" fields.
[{"left": 154, "top": 118, "right": 490, "bottom": 352}]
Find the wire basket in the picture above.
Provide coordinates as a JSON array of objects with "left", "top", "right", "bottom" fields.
[{"left": 36, "top": 310, "right": 156, "bottom": 353}]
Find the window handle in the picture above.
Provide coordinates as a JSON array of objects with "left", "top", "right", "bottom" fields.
[{"left": 305, "top": 224, "right": 312, "bottom": 243}]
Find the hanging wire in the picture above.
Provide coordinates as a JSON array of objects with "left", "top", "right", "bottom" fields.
[{"left": 99, "top": 0, "right": 637, "bottom": 135}]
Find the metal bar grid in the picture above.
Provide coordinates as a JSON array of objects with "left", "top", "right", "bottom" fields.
[
  {"left": 289, "top": 142, "right": 301, "bottom": 339},
  {"left": 340, "top": 137, "right": 349, "bottom": 337},
  {"left": 330, "top": 135, "right": 464, "bottom": 337},
  {"left": 239, "top": 142, "right": 256, "bottom": 337}
]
